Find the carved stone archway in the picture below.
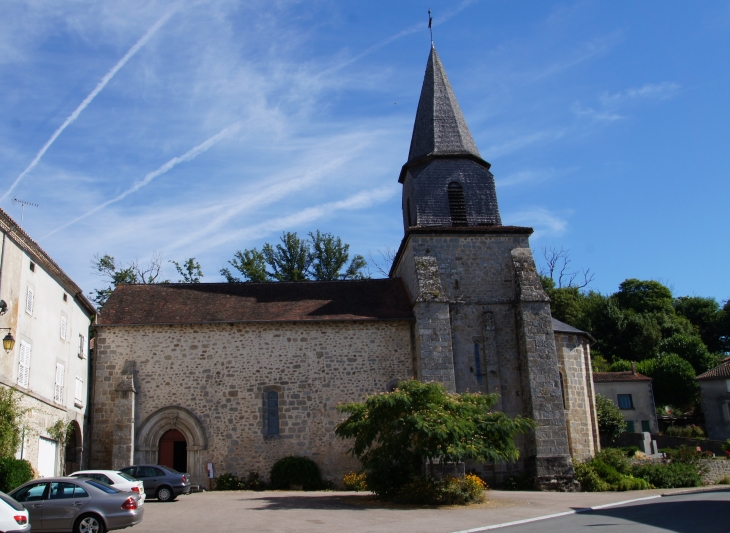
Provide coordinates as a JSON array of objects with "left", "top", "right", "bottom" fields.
[{"left": 135, "top": 407, "right": 207, "bottom": 483}]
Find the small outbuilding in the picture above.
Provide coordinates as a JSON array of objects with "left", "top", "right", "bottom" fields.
[
  {"left": 593, "top": 369, "right": 658, "bottom": 435},
  {"left": 696, "top": 357, "right": 730, "bottom": 441}
]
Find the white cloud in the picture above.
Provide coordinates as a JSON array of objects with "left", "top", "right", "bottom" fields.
[{"left": 505, "top": 207, "right": 569, "bottom": 240}]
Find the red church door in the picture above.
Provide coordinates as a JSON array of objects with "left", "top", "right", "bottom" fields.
[{"left": 158, "top": 429, "right": 187, "bottom": 472}]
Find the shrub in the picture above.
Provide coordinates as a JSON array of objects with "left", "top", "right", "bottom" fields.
[
  {"left": 575, "top": 456, "right": 650, "bottom": 492},
  {"left": 214, "top": 471, "right": 267, "bottom": 491},
  {"left": 594, "top": 448, "right": 631, "bottom": 474},
  {"left": 595, "top": 394, "right": 626, "bottom": 442},
  {"left": 620, "top": 446, "right": 641, "bottom": 458},
  {"left": 343, "top": 472, "right": 368, "bottom": 492},
  {"left": 716, "top": 475, "right": 730, "bottom": 485},
  {"left": 392, "top": 474, "right": 486, "bottom": 505},
  {"left": 0, "top": 457, "right": 33, "bottom": 492},
  {"left": 665, "top": 425, "right": 705, "bottom": 439},
  {"left": 632, "top": 463, "right": 702, "bottom": 488},
  {"left": 664, "top": 445, "right": 704, "bottom": 465},
  {"left": 0, "top": 388, "right": 27, "bottom": 458},
  {"left": 270, "top": 456, "right": 324, "bottom": 490},
  {"left": 575, "top": 463, "right": 610, "bottom": 492},
  {"left": 335, "top": 380, "right": 534, "bottom": 500}
]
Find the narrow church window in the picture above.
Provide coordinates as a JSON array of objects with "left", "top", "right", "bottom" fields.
[
  {"left": 266, "top": 391, "right": 279, "bottom": 436},
  {"left": 559, "top": 371, "right": 566, "bottom": 409},
  {"left": 473, "top": 343, "right": 482, "bottom": 383},
  {"left": 447, "top": 182, "right": 467, "bottom": 226}
]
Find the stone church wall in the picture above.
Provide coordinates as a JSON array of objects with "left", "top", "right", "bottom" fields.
[{"left": 90, "top": 320, "right": 414, "bottom": 486}]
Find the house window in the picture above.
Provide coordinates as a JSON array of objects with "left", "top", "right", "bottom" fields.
[
  {"left": 626, "top": 420, "right": 635, "bottom": 433},
  {"left": 60, "top": 316, "right": 67, "bottom": 340},
  {"left": 617, "top": 394, "right": 634, "bottom": 410},
  {"left": 266, "top": 391, "right": 279, "bottom": 436},
  {"left": 54, "top": 363, "right": 65, "bottom": 405},
  {"left": 78, "top": 334, "right": 86, "bottom": 359},
  {"left": 447, "top": 182, "right": 467, "bottom": 226},
  {"left": 17, "top": 341, "right": 31, "bottom": 388},
  {"left": 62, "top": 293, "right": 68, "bottom": 302},
  {"left": 74, "top": 377, "right": 84, "bottom": 408},
  {"left": 641, "top": 420, "right": 651, "bottom": 433},
  {"left": 25, "top": 287, "right": 34, "bottom": 315},
  {"left": 29, "top": 262, "right": 35, "bottom": 272}
]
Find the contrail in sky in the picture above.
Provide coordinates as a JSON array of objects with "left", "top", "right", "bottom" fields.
[
  {"left": 43, "top": 123, "right": 240, "bottom": 239},
  {"left": 1, "top": 9, "right": 178, "bottom": 202}
]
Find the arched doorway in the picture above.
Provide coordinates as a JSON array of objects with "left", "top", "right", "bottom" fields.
[
  {"left": 158, "top": 429, "right": 187, "bottom": 472},
  {"left": 64, "top": 421, "right": 82, "bottom": 475}
]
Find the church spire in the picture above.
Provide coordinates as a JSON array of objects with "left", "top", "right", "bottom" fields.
[{"left": 407, "top": 47, "right": 481, "bottom": 164}]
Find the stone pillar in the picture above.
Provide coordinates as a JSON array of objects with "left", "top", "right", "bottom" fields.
[
  {"left": 412, "top": 256, "right": 456, "bottom": 391},
  {"left": 511, "top": 248, "right": 578, "bottom": 491},
  {"left": 111, "top": 372, "right": 136, "bottom": 470}
]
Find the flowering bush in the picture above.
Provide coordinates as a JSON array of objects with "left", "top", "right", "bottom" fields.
[
  {"left": 391, "top": 474, "right": 487, "bottom": 505},
  {"left": 343, "top": 472, "right": 368, "bottom": 492}
]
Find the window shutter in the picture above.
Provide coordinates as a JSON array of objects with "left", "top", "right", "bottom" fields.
[
  {"left": 54, "top": 363, "right": 65, "bottom": 404},
  {"left": 60, "top": 316, "right": 67, "bottom": 340},
  {"left": 25, "top": 287, "right": 34, "bottom": 315},
  {"left": 74, "top": 377, "right": 84, "bottom": 407},
  {"left": 78, "top": 334, "right": 86, "bottom": 359},
  {"left": 17, "top": 341, "right": 31, "bottom": 388}
]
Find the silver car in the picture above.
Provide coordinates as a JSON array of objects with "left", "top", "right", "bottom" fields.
[{"left": 9, "top": 477, "right": 144, "bottom": 533}]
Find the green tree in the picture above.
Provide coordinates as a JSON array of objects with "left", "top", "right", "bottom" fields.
[
  {"left": 222, "top": 231, "right": 368, "bottom": 283},
  {"left": 660, "top": 334, "right": 720, "bottom": 374},
  {"left": 595, "top": 393, "right": 626, "bottom": 442},
  {"left": 90, "top": 252, "right": 169, "bottom": 306},
  {"left": 637, "top": 353, "right": 698, "bottom": 408},
  {"left": 170, "top": 258, "right": 203, "bottom": 283},
  {"left": 615, "top": 279, "right": 674, "bottom": 315},
  {"left": 674, "top": 296, "right": 726, "bottom": 353},
  {"left": 0, "top": 387, "right": 27, "bottom": 458},
  {"left": 334, "top": 380, "right": 535, "bottom": 499}
]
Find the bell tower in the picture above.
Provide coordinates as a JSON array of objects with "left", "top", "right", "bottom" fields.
[{"left": 392, "top": 46, "right": 579, "bottom": 491}]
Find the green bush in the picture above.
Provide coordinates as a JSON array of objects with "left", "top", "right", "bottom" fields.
[
  {"left": 594, "top": 448, "right": 631, "bottom": 474},
  {"left": 665, "top": 425, "right": 705, "bottom": 439},
  {"left": 620, "top": 446, "right": 641, "bottom": 458},
  {"left": 575, "top": 463, "right": 610, "bottom": 492},
  {"left": 663, "top": 445, "right": 705, "bottom": 465},
  {"left": 214, "top": 471, "right": 267, "bottom": 491},
  {"left": 595, "top": 394, "right": 627, "bottom": 442},
  {"left": 0, "top": 457, "right": 33, "bottom": 492},
  {"left": 632, "top": 463, "right": 702, "bottom": 488},
  {"left": 392, "top": 474, "right": 487, "bottom": 505},
  {"left": 270, "top": 456, "right": 324, "bottom": 490},
  {"left": 575, "top": 456, "right": 650, "bottom": 492}
]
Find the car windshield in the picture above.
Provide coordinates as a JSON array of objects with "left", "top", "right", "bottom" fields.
[
  {"left": 116, "top": 472, "right": 138, "bottom": 482},
  {"left": 84, "top": 480, "right": 120, "bottom": 494},
  {"left": 0, "top": 492, "right": 24, "bottom": 512}
]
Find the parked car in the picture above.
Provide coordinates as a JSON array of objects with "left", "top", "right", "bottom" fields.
[
  {"left": 118, "top": 465, "right": 190, "bottom": 502},
  {"left": 0, "top": 490, "right": 30, "bottom": 533},
  {"left": 9, "top": 477, "right": 144, "bottom": 533},
  {"left": 69, "top": 471, "right": 146, "bottom": 504}
]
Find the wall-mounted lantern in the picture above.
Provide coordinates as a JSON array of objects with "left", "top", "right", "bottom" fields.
[{"left": 0, "top": 329, "right": 15, "bottom": 352}]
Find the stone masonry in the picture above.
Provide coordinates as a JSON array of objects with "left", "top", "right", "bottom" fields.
[{"left": 90, "top": 321, "right": 413, "bottom": 485}]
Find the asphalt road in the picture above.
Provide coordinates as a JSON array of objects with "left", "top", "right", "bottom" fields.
[
  {"left": 484, "top": 489, "right": 730, "bottom": 533},
  {"left": 131, "top": 488, "right": 730, "bottom": 533}
]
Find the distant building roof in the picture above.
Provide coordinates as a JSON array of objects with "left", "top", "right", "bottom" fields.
[
  {"left": 0, "top": 208, "right": 95, "bottom": 315},
  {"left": 97, "top": 279, "right": 414, "bottom": 326},
  {"left": 551, "top": 318, "right": 596, "bottom": 343},
  {"left": 696, "top": 358, "right": 730, "bottom": 381},
  {"left": 593, "top": 371, "right": 652, "bottom": 383}
]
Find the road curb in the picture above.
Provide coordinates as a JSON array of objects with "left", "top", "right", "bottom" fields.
[{"left": 661, "top": 485, "right": 730, "bottom": 497}]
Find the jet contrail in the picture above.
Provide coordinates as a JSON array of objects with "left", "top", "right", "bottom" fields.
[
  {"left": 43, "top": 123, "right": 240, "bottom": 239},
  {"left": 1, "top": 8, "right": 178, "bottom": 202}
]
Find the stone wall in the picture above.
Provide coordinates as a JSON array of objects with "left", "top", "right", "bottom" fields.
[
  {"left": 90, "top": 320, "right": 414, "bottom": 486},
  {"left": 701, "top": 459, "right": 730, "bottom": 484},
  {"left": 555, "top": 332, "right": 599, "bottom": 463},
  {"left": 393, "top": 231, "right": 585, "bottom": 489}
]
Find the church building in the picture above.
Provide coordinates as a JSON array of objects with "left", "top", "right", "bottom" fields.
[{"left": 89, "top": 46, "right": 598, "bottom": 490}]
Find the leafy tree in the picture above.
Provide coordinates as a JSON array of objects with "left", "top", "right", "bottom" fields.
[
  {"left": 613, "top": 355, "right": 698, "bottom": 408},
  {"left": 674, "top": 296, "right": 727, "bottom": 353},
  {"left": 659, "top": 334, "right": 721, "bottom": 374},
  {"left": 334, "top": 380, "right": 535, "bottom": 499},
  {"left": 615, "top": 279, "right": 674, "bottom": 315},
  {"left": 170, "top": 258, "right": 203, "bottom": 283},
  {"left": 222, "top": 231, "right": 367, "bottom": 283},
  {"left": 91, "top": 252, "right": 166, "bottom": 306},
  {"left": 0, "top": 387, "right": 27, "bottom": 458},
  {"left": 595, "top": 393, "right": 626, "bottom": 442}
]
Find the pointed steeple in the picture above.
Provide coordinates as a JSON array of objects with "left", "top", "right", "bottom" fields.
[{"left": 407, "top": 47, "right": 481, "bottom": 163}]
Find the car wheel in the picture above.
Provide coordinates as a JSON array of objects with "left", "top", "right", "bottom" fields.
[
  {"left": 75, "top": 514, "right": 106, "bottom": 533},
  {"left": 157, "top": 485, "right": 175, "bottom": 502}
]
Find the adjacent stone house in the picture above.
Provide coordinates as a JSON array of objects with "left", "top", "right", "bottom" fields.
[
  {"left": 593, "top": 370, "right": 658, "bottom": 435},
  {"left": 89, "top": 46, "right": 598, "bottom": 490},
  {"left": 0, "top": 209, "right": 95, "bottom": 476},
  {"left": 696, "top": 358, "right": 730, "bottom": 441}
]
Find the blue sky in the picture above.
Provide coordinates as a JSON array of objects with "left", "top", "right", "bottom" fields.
[{"left": 1, "top": 1, "right": 729, "bottom": 303}]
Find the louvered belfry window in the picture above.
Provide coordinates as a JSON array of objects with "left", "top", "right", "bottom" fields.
[{"left": 447, "top": 182, "right": 467, "bottom": 226}]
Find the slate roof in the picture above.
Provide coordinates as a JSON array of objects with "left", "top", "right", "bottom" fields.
[
  {"left": 696, "top": 358, "right": 730, "bottom": 381},
  {"left": 407, "top": 47, "right": 482, "bottom": 164},
  {"left": 593, "top": 371, "right": 652, "bottom": 383},
  {"left": 97, "top": 279, "right": 414, "bottom": 326},
  {"left": 551, "top": 318, "right": 596, "bottom": 343}
]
